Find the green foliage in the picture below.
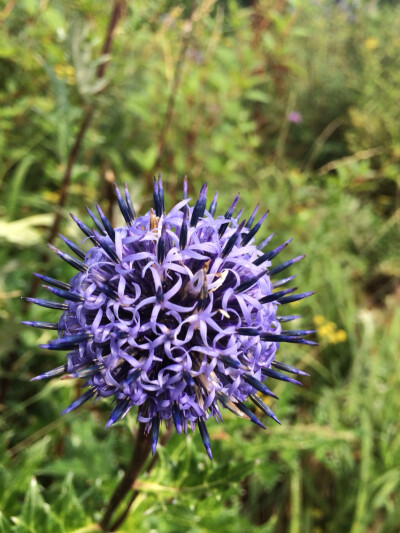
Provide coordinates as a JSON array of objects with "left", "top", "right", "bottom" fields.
[{"left": 0, "top": 0, "right": 399, "bottom": 532}]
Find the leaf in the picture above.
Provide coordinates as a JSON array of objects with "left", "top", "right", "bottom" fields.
[
  {"left": 52, "top": 473, "right": 87, "bottom": 530},
  {"left": 130, "top": 146, "right": 158, "bottom": 171},
  {"left": 0, "top": 511, "right": 12, "bottom": 533},
  {"left": 7, "top": 155, "right": 36, "bottom": 221},
  {"left": 244, "top": 90, "right": 271, "bottom": 104},
  {"left": 14, "top": 477, "right": 56, "bottom": 533},
  {"left": 0, "top": 214, "right": 53, "bottom": 245}
]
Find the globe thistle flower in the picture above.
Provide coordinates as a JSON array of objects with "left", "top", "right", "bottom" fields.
[{"left": 24, "top": 176, "right": 315, "bottom": 458}]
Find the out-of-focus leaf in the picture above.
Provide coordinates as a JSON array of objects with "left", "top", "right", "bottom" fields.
[
  {"left": 0, "top": 214, "right": 52, "bottom": 245},
  {"left": 7, "top": 156, "right": 36, "bottom": 221},
  {"left": 13, "top": 477, "right": 61, "bottom": 533},
  {"left": 131, "top": 146, "right": 158, "bottom": 171},
  {"left": 51, "top": 474, "right": 88, "bottom": 531},
  {"left": 244, "top": 89, "right": 271, "bottom": 104},
  {"left": 0, "top": 511, "right": 12, "bottom": 533}
]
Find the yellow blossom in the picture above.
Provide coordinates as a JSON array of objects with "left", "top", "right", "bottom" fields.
[
  {"left": 313, "top": 315, "right": 347, "bottom": 344},
  {"left": 364, "top": 37, "right": 379, "bottom": 50},
  {"left": 54, "top": 64, "right": 76, "bottom": 85},
  {"left": 313, "top": 315, "right": 325, "bottom": 326}
]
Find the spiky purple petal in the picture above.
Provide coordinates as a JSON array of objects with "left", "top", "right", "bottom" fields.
[
  {"left": 61, "top": 388, "right": 96, "bottom": 414},
  {"left": 58, "top": 235, "right": 86, "bottom": 260},
  {"left": 269, "top": 255, "right": 305, "bottom": 276}
]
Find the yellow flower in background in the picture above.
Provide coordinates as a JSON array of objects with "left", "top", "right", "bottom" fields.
[
  {"left": 334, "top": 330, "right": 347, "bottom": 343},
  {"left": 313, "top": 315, "right": 325, "bottom": 326},
  {"left": 41, "top": 190, "right": 59, "bottom": 203},
  {"left": 364, "top": 37, "right": 379, "bottom": 50},
  {"left": 313, "top": 315, "right": 347, "bottom": 344},
  {"left": 54, "top": 64, "right": 76, "bottom": 85}
]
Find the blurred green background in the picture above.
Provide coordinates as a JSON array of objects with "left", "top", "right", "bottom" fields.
[{"left": 1, "top": 0, "right": 399, "bottom": 531}]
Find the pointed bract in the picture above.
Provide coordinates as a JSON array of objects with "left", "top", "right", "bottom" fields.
[
  {"left": 179, "top": 205, "right": 189, "bottom": 249},
  {"left": 272, "top": 275, "right": 296, "bottom": 288},
  {"left": 268, "top": 255, "right": 305, "bottom": 277},
  {"left": 157, "top": 224, "right": 168, "bottom": 264},
  {"left": 218, "top": 194, "right": 239, "bottom": 237},
  {"left": 158, "top": 173, "right": 165, "bottom": 214},
  {"left": 276, "top": 315, "right": 301, "bottom": 323},
  {"left": 58, "top": 235, "right": 86, "bottom": 260},
  {"left": 93, "top": 231, "right": 120, "bottom": 263},
  {"left": 31, "top": 365, "right": 66, "bottom": 381},
  {"left": 40, "top": 333, "right": 92, "bottom": 350},
  {"left": 151, "top": 415, "right": 160, "bottom": 455},
  {"left": 43, "top": 285, "right": 83, "bottom": 302},
  {"left": 243, "top": 374, "right": 279, "bottom": 399},
  {"left": 172, "top": 402, "right": 182, "bottom": 434},
  {"left": 272, "top": 360, "right": 309, "bottom": 376},
  {"left": 241, "top": 211, "right": 269, "bottom": 246},
  {"left": 61, "top": 388, "right": 96, "bottom": 414},
  {"left": 34, "top": 273, "right": 71, "bottom": 291},
  {"left": 235, "top": 269, "right": 267, "bottom": 294},
  {"left": 190, "top": 183, "right": 207, "bottom": 226},
  {"left": 245, "top": 204, "right": 259, "bottom": 229},
  {"left": 106, "top": 398, "right": 131, "bottom": 428},
  {"left": 221, "top": 219, "right": 246, "bottom": 259},
  {"left": 260, "top": 332, "right": 318, "bottom": 346},
  {"left": 262, "top": 367, "right": 302, "bottom": 386},
  {"left": 86, "top": 207, "right": 105, "bottom": 234},
  {"left": 48, "top": 244, "right": 88, "bottom": 272},
  {"left": 70, "top": 213, "right": 98, "bottom": 245},
  {"left": 277, "top": 291, "right": 315, "bottom": 305},
  {"left": 236, "top": 401, "right": 266, "bottom": 429},
  {"left": 114, "top": 184, "right": 134, "bottom": 225},
  {"left": 208, "top": 191, "right": 218, "bottom": 217},
  {"left": 254, "top": 238, "right": 293, "bottom": 266},
  {"left": 198, "top": 418, "right": 212, "bottom": 459},
  {"left": 22, "top": 320, "right": 59, "bottom": 330},
  {"left": 249, "top": 394, "right": 281, "bottom": 424},
  {"left": 124, "top": 183, "right": 137, "bottom": 220},
  {"left": 96, "top": 204, "right": 116, "bottom": 241},
  {"left": 259, "top": 287, "right": 297, "bottom": 304},
  {"left": 23, "top": 297, "right": 68, "bottom": 310}
]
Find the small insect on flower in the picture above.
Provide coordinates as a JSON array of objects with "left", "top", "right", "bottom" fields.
[{"left": 24, "top": 176, "right": 315, "bottom": 458}]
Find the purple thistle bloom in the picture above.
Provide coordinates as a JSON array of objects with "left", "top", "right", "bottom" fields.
[
  {"left": 24, "top": 177, "right": 315, "bottom": 458},
  {"left": 287, "top": 111, "right": 303, "bottom": 124}
]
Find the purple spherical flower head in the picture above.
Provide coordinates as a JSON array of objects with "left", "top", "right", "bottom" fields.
[{"left": 24, "top": 176, "right": 315, "bottom": 459}]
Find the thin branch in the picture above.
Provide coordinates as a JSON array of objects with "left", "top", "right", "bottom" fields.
[
  {"left": 148, "top": 4, "right": 198, "bottom": 188},
  {"left": 303, "top": 118, "right": 344, "bottom": 172},
  {"left": 316, "top": 146, "right": 385, "bottom": 176}
]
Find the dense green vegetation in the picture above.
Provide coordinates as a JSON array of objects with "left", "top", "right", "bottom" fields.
[{"left": 1, "top": 0, "right": 399, "bottom": 531}]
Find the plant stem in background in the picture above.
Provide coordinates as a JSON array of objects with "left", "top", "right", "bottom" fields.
[
  {"left": 148, "top": 2, "right": 198, "bottom": 193},
  {"left": 99, "top": 423, "right": 152, "bottom": 532},
  {"left": 106, "top": 430, "right": 171, "bottom": 531},
  {"left": 26, "top": 0, "right": 126, "bottom": 302}
]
